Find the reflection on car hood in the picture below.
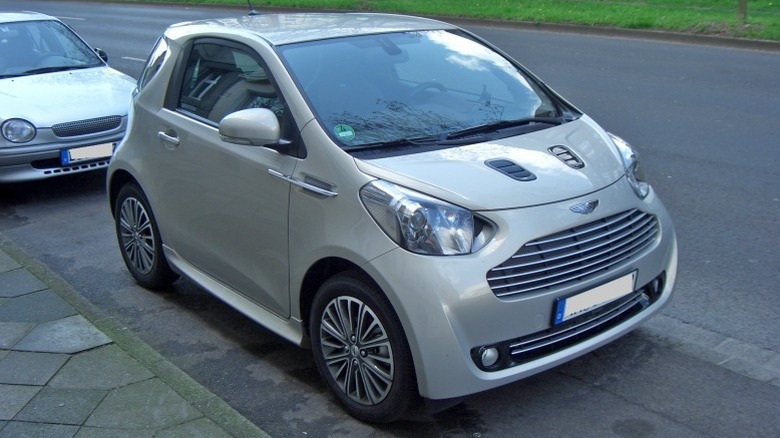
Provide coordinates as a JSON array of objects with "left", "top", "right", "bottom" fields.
[
  {"left": 0, "top": 66, "right": 135, "bottom": 127},
  {"left": 355, "top": 116, "right": 625, "bottom": 210}
]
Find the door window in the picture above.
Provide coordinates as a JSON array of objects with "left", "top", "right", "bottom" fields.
[{"left": 177, "top": 42, "right": 283, "bottom": 124}]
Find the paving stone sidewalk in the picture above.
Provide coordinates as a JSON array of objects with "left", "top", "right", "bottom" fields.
[{"left": 0, "top": 238, "right": 270, "bottom": 438}]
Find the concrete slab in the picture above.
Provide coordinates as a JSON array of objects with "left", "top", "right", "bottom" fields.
[
  {"left": 74, "top": 427, "right": 154, "bottom": 438},
  {"left": 0, "top": 384, "right": 41, "bottom": 420},
  {"left": 0, "top": 290, "right": 76, "bottom": 323},
  {"left": 0, "top": 351, "right": 69, "bottom": 385},
  {"left": 85, "top": 378, "right": 201, "bottom": 430},
  {"left": 49, "top": 344, "right": 154, "bottom": 390},
  {"left": 0, "top": 250, "right": 20, "bottom": 272},
  {"left": 0, "top": 321, "right": 35, "bottom": 349},
  {"left": 0, "top": 421, "right": 79, "bottom": 438},
  {"left": 14, "top": 387, "right": 107, "bottom": 425},
  {"left": 0, "top": 269, "right": 46, "bottom": 298},
  {"left": 15, "top": 315, "right": 110, "bottom": 354},
  {"left": 155, "top": 417, "right": 234, "bottom": 438}
]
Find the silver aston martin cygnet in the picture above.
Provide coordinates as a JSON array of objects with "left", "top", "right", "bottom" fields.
[
  {"left": 0, "top": 12, "right": 135, "bottom": 182},
  {"left": 107, "top": 13, "right": 678, "bottom": 423}
]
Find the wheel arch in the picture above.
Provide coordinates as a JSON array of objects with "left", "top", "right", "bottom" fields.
[
  {"left": 299, "top": 257, "right": 362, "bottom": 338},
  {"left": 107, "top": 169, "right": 140, "bottom": 216}
]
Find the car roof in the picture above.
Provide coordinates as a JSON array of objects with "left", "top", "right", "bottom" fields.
[
  {"left": 0, "top": 11, "right": 58, "bottom": 24},
  {"left": 165, "top": 12, "right": 457, "bottom": 46}
]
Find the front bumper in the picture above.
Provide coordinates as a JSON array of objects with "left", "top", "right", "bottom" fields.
[
  {"left": 364, "top": 179, "right": 678, "bottom": 399},
  {"left": 0, "top": 130, "right": 125, "bottom": 182}
]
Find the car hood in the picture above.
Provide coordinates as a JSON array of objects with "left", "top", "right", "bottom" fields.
[
  {"left": 0, "top": 67, "right": 135, "bottom": 127},
  {"left": 355, "top": 116, "right": 625, "bottom": 210}
]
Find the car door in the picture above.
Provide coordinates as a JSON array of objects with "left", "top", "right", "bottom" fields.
[{"left": 153, "top": 38, "right": 297, "bottom": 318}]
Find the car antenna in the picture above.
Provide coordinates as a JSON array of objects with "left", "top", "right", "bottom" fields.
[{"left": 246, "top": 0, "right": 259, "bottom": 15}]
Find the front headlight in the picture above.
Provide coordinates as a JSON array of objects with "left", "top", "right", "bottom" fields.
[
  {"left": 360, "top": 180, "right": 494, "bottom": 255},
  {"left": 609, "top": 133, "right": 650, "bottom": 199},
  {"left": 2, "top": 119, "right": 37, "bottom": 143}
]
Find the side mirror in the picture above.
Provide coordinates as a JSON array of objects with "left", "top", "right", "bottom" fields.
[
  {"left": 219, "top": 108, "right": 281, "bottom": 148},
  {"left": 94, "top": 48, "right": 108, "bottom": 63}
]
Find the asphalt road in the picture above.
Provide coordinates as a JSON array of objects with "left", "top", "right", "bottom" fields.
[{"left": 1, "top": 1, "right": 779, "bottom": 437}]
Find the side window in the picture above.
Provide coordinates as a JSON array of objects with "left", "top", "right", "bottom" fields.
[
  {"left": 138, "top": 37, "right": 168, "bottom": 91},
  {"left": 177, "top": 42, "right": 282, "bottom": 125}
]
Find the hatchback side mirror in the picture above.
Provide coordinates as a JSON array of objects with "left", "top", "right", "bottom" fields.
[
  {"left": 219, "top": 108, "right": 281, "bottom": 148},
  {"left": 95, "top": 48, "right": 108, "bottom": 63}
]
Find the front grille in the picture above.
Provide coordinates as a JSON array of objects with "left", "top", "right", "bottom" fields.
[
  {"left": 52, "top": 116, "right": 122, "bottom": 137},
  {"left": 488, "top": 209, "right": 659, "bottom": 298}
]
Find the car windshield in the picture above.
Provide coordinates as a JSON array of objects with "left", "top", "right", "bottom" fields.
[
  {"left": 279, "top": 30, "right": 566, "bottom": 149},
  {"left": 0, "top": 19, "right": 103, "bottom": 78}
]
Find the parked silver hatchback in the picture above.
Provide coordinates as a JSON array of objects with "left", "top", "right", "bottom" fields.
[
  {"left": 108, "top": 13, "right": 677, "bottom": 422},
  {"left": 0, "top": 12, "right": 135, "bottom": 182}
]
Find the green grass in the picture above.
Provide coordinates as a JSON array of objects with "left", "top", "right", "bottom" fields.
[{"left": 127, "top": 0, "right": 780, "bottom": 40}]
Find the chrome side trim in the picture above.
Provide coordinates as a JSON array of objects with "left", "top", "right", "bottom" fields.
[{"left": 268, "top": 168, "right": 338, "bottom": 197}]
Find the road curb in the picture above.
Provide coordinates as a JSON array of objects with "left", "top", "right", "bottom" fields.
[
  {"left": 638, "top": 314, "right": 780, "bottom": 389},
  {"left": 128, "top": 2, "right": 780, "bottom": 52},
  {"left": 444, "top": 17, "right": 780, "bottom": 52},
  {"left": 211, "top": 3, "right": 780, "bottom": 52},
  {"left": 0, "top": 233, "right": 271, "bottom": 438}
]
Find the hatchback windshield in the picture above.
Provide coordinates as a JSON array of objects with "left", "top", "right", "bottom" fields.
[
  {"left": 0, "top": 19, "right": 103, "bottom": 77},
  {"left": 279, "top": 30, "right": 561, "bottom": 148}
]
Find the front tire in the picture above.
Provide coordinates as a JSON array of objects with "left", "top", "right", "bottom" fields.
[
  {"left": 114, "top": 183, "right": 177, "bottom": 289},
  {"left": 310, "top": 271, "right": 418, "bottom": 423}
]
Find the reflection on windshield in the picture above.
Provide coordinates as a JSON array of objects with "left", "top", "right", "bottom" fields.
[
  {"left": 280, "top": 30, "right": 561, "bottom": 148},
  {"left": 0, "top": 20, "right": 102, "bottom": 77}
]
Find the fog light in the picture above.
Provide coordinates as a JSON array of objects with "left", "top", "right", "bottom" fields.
[{"left": 479, "top": 347, "right": 499, "bottom": 368}]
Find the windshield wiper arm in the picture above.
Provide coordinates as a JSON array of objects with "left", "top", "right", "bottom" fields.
[
  {"left": 348, "top": 132, "right": 490, "bottom": 151},
  {"left": 445, "top": 117, "right": 563, "bottom": 140},
  {"left": 346, "top": 134, "right": 445, "bottom": 151},
  {"left": 21, "top": 65, "right": 91, "bottom": 75}
]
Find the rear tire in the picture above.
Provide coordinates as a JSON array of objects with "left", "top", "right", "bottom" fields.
[
  {"left": 310, "top": 270, "right": 418, "bottom": 423},
  {"left": 114, "top": 183, "right": 177, "bottom": 289}
]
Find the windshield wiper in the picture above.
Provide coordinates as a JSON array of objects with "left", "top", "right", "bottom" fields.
[
  {"left": 348, "top": 133, "right": 492, "bottom": 152},
  {"left": 21, "top": 65, "right": 92, "bottom": 75},
  {"left": 346, "top": 133, "right": 466, "bottom": 150},
  {"left": 445, "top": 117, "right": 564, "bottom": 140},
  {"left": 345, "top": 116, "right": 568, "bottom": 152}
]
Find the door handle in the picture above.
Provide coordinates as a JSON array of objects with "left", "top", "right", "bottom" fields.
[{"left": 157, "top": 131, "right": 180, "bottom": 147}]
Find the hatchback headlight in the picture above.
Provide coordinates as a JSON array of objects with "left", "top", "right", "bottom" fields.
[
  {"left": 2, "top": 119, "right": 37, "bottom": 143},
  {"left": 609, "top": 133, "right": 650, "bottom": 199},
  {"left": 360, "top": 180, "right": 494, "bottom": 256}
]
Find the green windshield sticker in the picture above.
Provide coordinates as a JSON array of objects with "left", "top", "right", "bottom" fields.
[{"left": 334, "top": 124, "right": 355, "bottom": 141}]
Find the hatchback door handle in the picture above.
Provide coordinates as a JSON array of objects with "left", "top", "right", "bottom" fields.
[{"left": 157, "top": 131, "right": 180, "bottom": 147}]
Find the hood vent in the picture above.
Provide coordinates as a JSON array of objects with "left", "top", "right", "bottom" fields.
[
  {"left": 549, "top": 145, "right": 585, "bottom": 169},
  {"left": 485, "top": 159, "right": 536, "bottom": 182}
]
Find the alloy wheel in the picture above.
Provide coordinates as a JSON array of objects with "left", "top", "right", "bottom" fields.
[
  {"left": 319, "top": 296, "right": 394, "bottom": 405},
  {"left": 118, "top": 197, "right": 155, "bottom": 275}
]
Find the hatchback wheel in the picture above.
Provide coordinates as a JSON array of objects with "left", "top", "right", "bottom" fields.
[
  {"left": 310, "top": 271, "right": 417, "bottom": 423},
  {"left": 115, "top": 183, "right": 177, "bottom": 289}
]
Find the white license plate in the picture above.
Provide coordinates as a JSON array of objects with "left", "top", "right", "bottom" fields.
[
  {"left": 61, "top": 143, "right": 114, "bottom": 165},
  {"left": 553, "top": 271, "right": 637, "bottom": 325}
]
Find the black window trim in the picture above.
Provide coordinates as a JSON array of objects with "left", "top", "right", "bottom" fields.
[{"left": 164, "top": 36, "right": 307, "bottom": 158}]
